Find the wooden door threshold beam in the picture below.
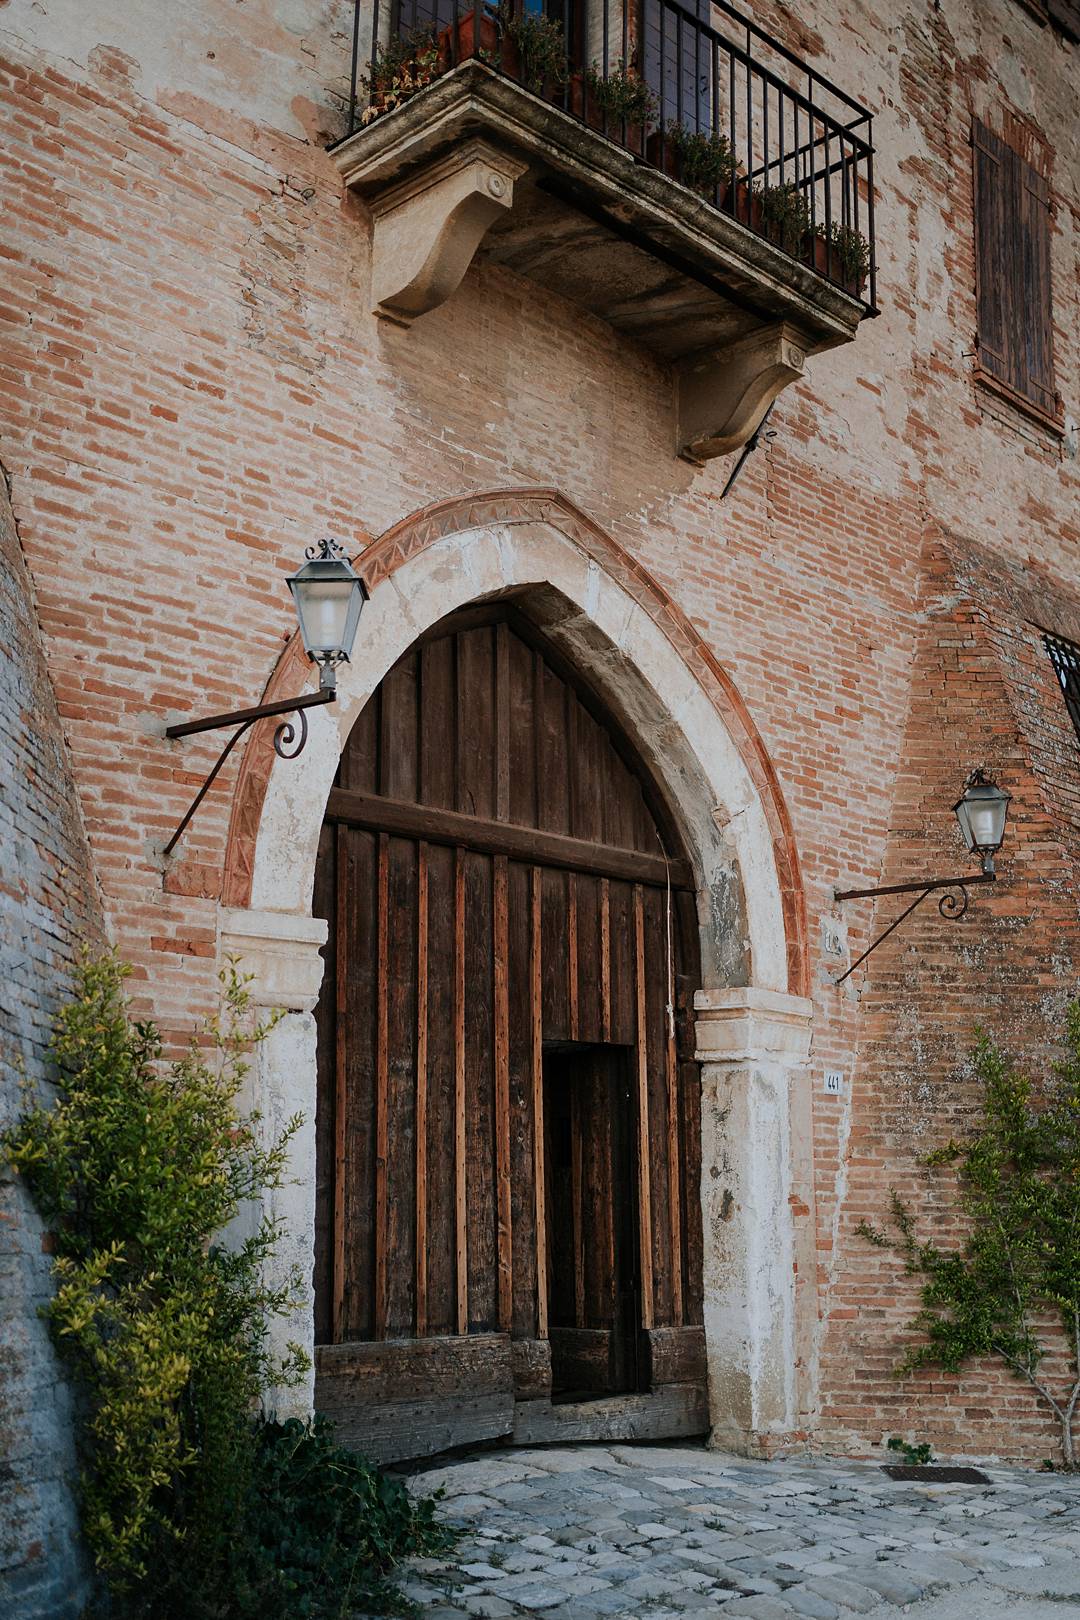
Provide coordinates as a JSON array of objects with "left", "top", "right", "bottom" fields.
[{"left": 325, "top": 789, "right": 695, "bottom": 890}]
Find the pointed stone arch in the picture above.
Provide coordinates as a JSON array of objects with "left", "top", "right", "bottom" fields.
[{"left": 217, "top": 488, "right": 814, "bottom": 1453}]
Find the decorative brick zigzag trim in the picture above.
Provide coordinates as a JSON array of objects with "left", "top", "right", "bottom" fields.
[{"left": 220, "top": 488, "right": 809, "bottom": 997}]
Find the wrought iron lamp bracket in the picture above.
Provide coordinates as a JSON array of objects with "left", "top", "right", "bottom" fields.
[
  {"left": 832, "top": 870, "right": 996, "bottom": 986},
  {"left": 162, "top": 682, "right": 335, "bottom": 857}
]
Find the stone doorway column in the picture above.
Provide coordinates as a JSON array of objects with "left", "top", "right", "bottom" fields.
[
  {"left": 217, "top": 905, "right": 328, "bottom": 1419},
  {"left": 695, "top": 986, "right": 814, "bottom": 1455}
]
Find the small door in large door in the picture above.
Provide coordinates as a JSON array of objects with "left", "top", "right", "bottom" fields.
[
  {"left": 544, "top": 1045, "right": 639, "bottom": 1400},
  {"left": 311, "top": 607, "right": 707, "bottom": 1463}
]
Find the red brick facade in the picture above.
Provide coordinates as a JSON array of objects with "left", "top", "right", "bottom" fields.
[{"left": 0, "top": 0, "right": 1077, "bottom": 1481}]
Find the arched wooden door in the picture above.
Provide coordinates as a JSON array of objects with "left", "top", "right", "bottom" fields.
[{"left": 312, "top": 605, "right": 707, "bottom": 1461}]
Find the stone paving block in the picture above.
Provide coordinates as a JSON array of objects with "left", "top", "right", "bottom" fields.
[
  {"left": 721, "top": 1598, "right": 795, "bottom": 1618},
  {"left": 782, "top": 1588, "right": 840, "bottom": 1620},
  {"left": 802, "top": 1572, "right": 878, "bottom": 1611},
  {"left": 461, "top": 1597, "right": 517, "bottom": 1618},
  {"left": 856, "top": 1568, "right": 925, "bottom": 1605}
]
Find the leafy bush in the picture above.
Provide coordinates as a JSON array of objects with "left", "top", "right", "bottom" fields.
[
  {"left": 886, "top": 1436, "right": 934, "bottom": 1467},
  {"left": 3, "top": 953, "right": 454, "bottom": 1615},
  {"left": 361, "top": 26, "right": 441, "bottom": 124},
  {"left": 499, "top": 3, "right": 568, "bottom": 91},
  {"left": 828, "top": 223, "right": 870, "bottom": 286},
  {"left": 585, "top": 58, "right": 658, "bottom": 126},
  {"left": 859, "top": 1009, "right": 1080, "bottom": 1471},
  {"left": 661, "top": 123, "right": 738, "bottom": 196},
  {"left": 759, "top": 181, "right": 811, "bottom": 254}
]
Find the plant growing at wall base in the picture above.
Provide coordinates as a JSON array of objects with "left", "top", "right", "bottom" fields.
[
  {"left": 857, "top": 1010, "right": 1080, "bottom": 1471},
  {"left": 2, "top": 953, "right": 454, "bottom": 1614},
  {"left": 886, "top": 1436, "right": 935, "bottom": 1467}
]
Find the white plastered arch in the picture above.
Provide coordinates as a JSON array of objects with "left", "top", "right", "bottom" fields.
[{"left": 222, "top": 515, "right": 814, "bottom": 1451}]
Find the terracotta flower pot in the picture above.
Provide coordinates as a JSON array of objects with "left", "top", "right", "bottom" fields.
[
  {"left": 438, "top": 9, "right": 520, "bottom": 79},
  {"left": 643, "top": 131, "right": 732, "bottom": 205},
  {"left": 732, "top": 178, "right": 763, "bottom": 233},
  {"left": 805, "top": 232, "right": 865, "bottom": 296},
  {"left": 568, "top": 76, "right": 647, "bottom": 152}
]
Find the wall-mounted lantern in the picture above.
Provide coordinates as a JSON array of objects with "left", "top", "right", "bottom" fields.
[
  {"left": 833, "top": 768, "right": 1010, "bottom": 985},
  {"left": 162, "top": 539, "right": 367, "bottom": 856}
]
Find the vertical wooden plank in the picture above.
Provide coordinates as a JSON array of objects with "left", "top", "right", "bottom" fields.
[
  {"left": 416, "top": 841, "right": 429, "bottom": 1337},
  {"left": 531, "top": 865, "right": 548, "bottom": 1339},
  {"left": 312, "top": 823, "right": 336, "bottom": 1345},
  {"left": 568, "top": 872, "right": 579, "bottom": 1042},
  {"left": 666, "top": 1019, "right": 684, "bottom": 1327},
  {"left": 633, "top": 884, "right": 655, "bottom": 1330},
  {"left": 508, "top": 859, "right": 538, "bottom": 1342},
  {"left": 495, "top": 620, "right": 511, "bottom": 822},
  {"left": 600, "top": 878, "right": 612, "bottom": 1042},
  {"left": 332, "top": 824, "right": 348, "bottom": 1346},
  {"left": 493, "top": 855, "right": 513, "bottom": 1333},
  {"left": 571, "top": 1084, "right": 585, "bottom": 1328},
  {"left": 374, "top": 832, "right": 389, "bottom": 1341},
  {"left": 454, "top": 845, "right": 468, "bottom": 1335}
]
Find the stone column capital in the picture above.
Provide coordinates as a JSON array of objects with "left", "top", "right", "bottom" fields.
[
  {"left": 217, "top": 906, "right": 328, "bottom": 1013},
  {"left": 694, "top": 985, "right": 814, "bottom": 1065}
]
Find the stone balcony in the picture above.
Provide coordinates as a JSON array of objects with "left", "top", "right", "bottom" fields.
[{"left": 330, "top": 3, "right": 878, "bottom": 462}]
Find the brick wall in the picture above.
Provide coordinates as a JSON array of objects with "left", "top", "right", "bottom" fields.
[
  {"left": 0, "top": 471, "right": 101, "bottom": 1614},
  {"left": 0, "top": 0, "right": 1076, "bottom": 1474}
]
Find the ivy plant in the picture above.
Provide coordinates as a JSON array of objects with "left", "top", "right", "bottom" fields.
[
  {"left": 858, "top": 1009, "right": 1080, "bottom": 1471},
  {"left": 3, "top": 953, "right": 454, "bottom": 1615}
]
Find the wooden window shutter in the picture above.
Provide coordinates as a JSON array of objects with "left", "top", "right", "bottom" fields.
[
  {"left": 972, "top": 118, "right": 1057, "bottom": 417},
  {"left": 1046, "top": 0, "right": 1080, "bottom": 40}
]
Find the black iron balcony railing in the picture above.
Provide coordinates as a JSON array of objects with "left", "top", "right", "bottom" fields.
[{"left": 338, "top": 0, "right": 877, "bottom": 310}]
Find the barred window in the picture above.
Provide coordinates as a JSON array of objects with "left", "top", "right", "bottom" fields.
[{"left": 1044, "top": 633, "right": 1080, "bottom": 744}]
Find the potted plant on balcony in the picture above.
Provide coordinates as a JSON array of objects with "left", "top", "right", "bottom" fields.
[
  {"left": 759, "top": 180, "right": 811, "bottom": 255},
  {"left": 361, "top": 26, "right": 441, "bottom": 124},
  {"left": 646, "top": 123, "right": 738, "bottom": 203},
  {"left": 804, "top": 221, "right": 871, "bottom": 296},
  {"left": 437, "top": 3, "right": 520, "bottom": 79},
  {"left": 571, "top": 58, "right": 658, "bottom": 151},
  {"left": 497, "top": 3, "right": 568, "bottom": 95}
]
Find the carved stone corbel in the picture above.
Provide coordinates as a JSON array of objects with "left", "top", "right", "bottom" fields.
[
  {"left": 677, "top": 321, "right": 811, "bottom": 462},
  {"left": 368, "top": 138, "right": 527, "bottom": 325}
]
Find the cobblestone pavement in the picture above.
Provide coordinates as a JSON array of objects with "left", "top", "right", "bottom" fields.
[{"left": 383, "top": 1443, "right": 1080, "bottom": 1619}]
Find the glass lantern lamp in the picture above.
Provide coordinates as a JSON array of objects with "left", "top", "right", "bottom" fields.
[
  {"left": 953, "top": 768, "right": 1011, "bottom": 875},
  {"left": 287, "top": 538, "right": 368, "bottom": 690}
]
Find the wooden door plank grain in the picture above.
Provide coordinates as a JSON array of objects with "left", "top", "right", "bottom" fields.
[
  {"left": 374, "top": 831, "right": 390, "bottom": 1341},
  {"left": 454, "top": 845, "right": 468, "bottom": 1335},
  {"left": 530, "top": 865, "right": 548, "bottom": 1339},
  {"left": 633, "top": 884, "right": 655, "bottom": 1331},
  {"left": 332, "top": 823, "right": 348, "bottom": 1345},
  {"left": 493, "top": 854, "right": 513, "bottom": 1333},
  {"left": 325, "top": 788, "right": 693, "bottom": 889},
  {"left": 416, "top": 841, "right": 429, "bottom": 1337}
]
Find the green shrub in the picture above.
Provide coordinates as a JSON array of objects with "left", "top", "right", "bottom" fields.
[
  {"left": 585, "top": 59, "right": 658, "bottom": 126},
  {"left": 3, "top": 953, "right": 455, "bottom": 1615},
  {"left": 499, "top": 3, "right": 568, "bottom": 91},
  {"left": 859, "top": 1009, "right": 1080, "bottom": 1471},
  {"left": 760, "top": 181, "right": 811, "bottom": 254},
  {"left": 660, "top": 123, "right": 738, "bottom": 196},
  {"left": 829, "top": 223, "right": 871, "bottom": 286}
]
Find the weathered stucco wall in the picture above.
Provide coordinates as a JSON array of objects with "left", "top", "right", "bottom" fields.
[
  {"left": 0, "top": 0, "right": 1077, "bottom": 1480},
  {"left": 0, "top": 471, "right": 101, "bottom": 1616}
]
